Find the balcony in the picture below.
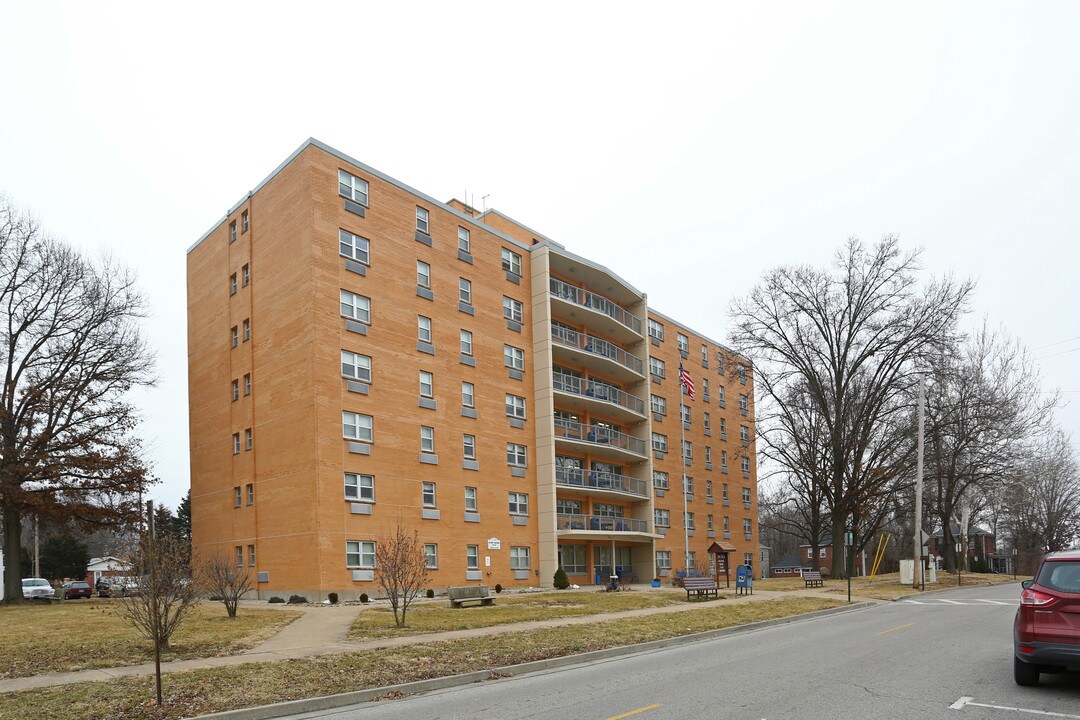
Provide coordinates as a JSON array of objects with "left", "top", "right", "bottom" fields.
[
  {"left": 552, "top": 373, "right": 646, "bottom": 423},
  {"left": 550, "top": 277, "right": 642, "bottom": 345},
  {"left": 551, "top": 325, "right": 644, "bottom": 383},
  {"left": 554, "top": 418, "right": 647, "bottom": 461},
  {"left": 555, "top": 467, "right": 648, "bottom": 499},
  {"left": 557, "top": 513, "right": 650, "bottom": 534}
]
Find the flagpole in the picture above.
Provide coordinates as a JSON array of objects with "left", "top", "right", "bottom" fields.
[{"left": 679, "top": 363, "right": 691, "bottom": 575}]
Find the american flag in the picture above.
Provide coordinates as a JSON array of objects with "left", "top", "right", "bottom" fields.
[{"left": 679, "top": 363, "right": 695, "bottom": 400}]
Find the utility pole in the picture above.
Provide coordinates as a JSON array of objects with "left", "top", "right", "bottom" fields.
[
  {"left": 33, "top": 515, "right": 39, "bottom": 577},
  {"left": 147, "top": 500, "right": 162, "bottom": 706},
  {"left": 912, "top": 375, "right": 925, "bottom": 589}
]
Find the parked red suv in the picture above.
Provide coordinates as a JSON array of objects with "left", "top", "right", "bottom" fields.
[{"left": 1013, "top": 549, "right": 1080, "bottom": 685}]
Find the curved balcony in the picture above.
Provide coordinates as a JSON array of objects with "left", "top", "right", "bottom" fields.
[
  {"left": 552, "top": 373, "right": 646, "bottom": 423},
  {"left": 550, "top": 277, "right": 643, "bottom": 345},
  {"left": 554, "top": 418, "right": 647, "bottom": 462},
  {"left": 556, "top": 467, "right": 648, "bottom": 499},
  {"left": 551, "top": 325, "right": 644, "bottom": 383}
]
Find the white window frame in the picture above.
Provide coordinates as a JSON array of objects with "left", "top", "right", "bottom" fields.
[
  {"left": 649, "top": 357, "right": 665, "bottom": 378},
  {"left": 460, "top": 329, "right": 473, "bottom": 355},
  {"left": 340, "top": 290, "right": 371, "bottom": 323},
  {"left": 651, "top": 395, "right": 666, "bottom": 415},
  {"left": 338, "top": 170, "right": 369, "bottom": 206},
  {"left": 648, "top": 318, "right": 664, "bottom": 341},
  {"left": 422, "top": 481, "right": 436, "bottom": 507},
  {"left": 505, "top": 394, "right": 526, "bottom": 419},
  {"left": 501, "top": 248, "right": 522, "bottom": 276},
  {"left": 418, "top": 315, "right": 432, "bottom": 343},
  {"left": 339, "top": 229, "right": 370, "bottom": 264},
  {"left": 653, "top": 471, "right": 669, "bottom": 490},
  {"left": 655, "top": 508, "right": 670, "bottom": 527},
  {"left": 507, "top": 443, "right": 527, "bottom": 467},
  {"left": 346, "top": 540, "right": 375, "bottom": 568},
  {"left": 655, "top": 550, "right": 671, "bottom": 570},
  {"left": 503, "top": 296, "right": 523, "bottom": 323},
  {"left": 232, "top": 433, "right": 240, "bottom": 455},
  {"left": 509, "top": 546, "right": 531, "bottom": 570},
  {"left": 508, "top": 492, "right": 529, "bottom": 515},
  {"left": 465, "top": 486, "right": 477, "bottom": 511},
  {"left": 458, "top": 226, "right": 471, "bottom": 253},
  {"left": 504, "top": 344, "right": 525, "bottom": 370},
  {"left": 419, "top": 371, "right": 434, "bottom": 398},
  {"left": 459, "top": 277, "right": 472, "bottom": 304},
  {"left": 677, "top": 333, "right": 689, "bottom": 354},
  {"left": 344, "top": 473, "right": 374, "bottom": 502},
  {"left": 424, "top": 543, "right": 438, "bottom": 569},
  {"left": 462, "top": 381, "right": 475, "bottom": 408},
  {"left": 343, "top": 411, "right": 373, "bottom": 442},
  {"left": 417, "top": 260, "right": 431, "bottom": 289},
  {"left": 463, "top": 435, "right": 476, "bottom": 461},
  {"left": 420, "top": 426, "right": 435, "bottom": 453},
  {"left": 742, "top": 456, "right": 751, "bottom": 473},
  {"left": 245, "top": 428, "right": 252, "bottom": 451},
  {"left": 341, "top": 350, "right": 372, "bottom": 382},
  {"left": 466, "top": 544, "right": 479, "bottom": 570},
  {"left": 652, "top": 433, "right": 668, "bottom": 452},
  {"left": 416, "top": 206, "right": 429, "bottom": 234}
]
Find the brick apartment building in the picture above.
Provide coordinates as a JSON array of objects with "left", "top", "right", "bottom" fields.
[{"left": 186, "top": 139, "right": 758, "bottom": 599}]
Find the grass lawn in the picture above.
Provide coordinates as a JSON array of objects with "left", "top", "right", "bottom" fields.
[
  {"left": 0, "top": 600, "right": 301, "bottom": 679},
  {"left": 349, "top": 588, "right": 687, "bottom": 639},
  {"left": 755, "top": 571, "right": 1019, "bottom": 600},
  {"left": 0, "top": 597, "right": 841, "bottom": 720}
]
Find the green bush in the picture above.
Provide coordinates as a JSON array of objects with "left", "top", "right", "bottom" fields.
[
  {"left": 328, "top": 592, "right": 339, "bottom": 604},
  {"left": 553, "top": 566, "right": 570, "bottom": 589}
]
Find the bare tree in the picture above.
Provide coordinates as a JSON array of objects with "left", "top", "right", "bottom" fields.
[
  {"left": 114, "top": 532, "right": 201, "bottom": 652},
  {"left": 0, "top": 198, "right": 155, "bottom": 603},
  {"left": 375, "top": 519, "right": 430, "bottom": 628},
  {"left": 731, "top": 237, "right": 972, "bottom": 577},
  {"left": 200, "top": 552, "right": 253, "bottom": 618}
]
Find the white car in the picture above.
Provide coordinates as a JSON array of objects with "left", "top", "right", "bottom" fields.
[{"left": 22, "top": 577, "right": 55, "bottom": 600}]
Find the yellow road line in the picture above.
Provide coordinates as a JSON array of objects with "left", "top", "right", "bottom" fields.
[
  {"left": 878, "top": 623, "right": 914, "bottom": 635},
  {"left": 608, "top": 703, "right": 661, "bottom": 720}
]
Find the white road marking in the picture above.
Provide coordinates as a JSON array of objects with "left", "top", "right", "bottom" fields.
[
  {"left": 940, "top": 599, "right": 965, "bottom": 604},
  {"left": 899, "top": 598, "right": 1019, "bottom": 606},
  {"left": 949, "top": 696, "right": 1080, "bottom": 718}
]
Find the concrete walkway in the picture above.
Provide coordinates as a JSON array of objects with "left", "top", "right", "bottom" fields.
[{"left": 0, "top": 586, "right": 879, "bottom": 694}]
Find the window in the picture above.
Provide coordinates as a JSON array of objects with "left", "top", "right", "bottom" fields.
[
  {"left": 680, "top": 404, "right": 690, "bottom": 424},
  {"left": 417, "top": 261, "right": 431, "bottom": 289},
  {"left": 651, "top": 433, "right": 668, "bottom": 452},
  {"left": 243, "top": 319, "right": 250, "bottom": 342},
  {"left": 649, "top": 357, "right": 666, "bottom": 378},
  {"left": 677, "top": 333, "right": 689, "bottom": 354},
  {"left": 721, "top": 450, "right": 729, "bottom": 472},
  {"left": 424, "top": 544, "right": 438, "bottom": 569},
  {"left": 462, "top": 434, "right": 477, "bottom": 461},
  {"left": 461, "top": 382, "right": 475, "bottom": 408},
  {"left": 236, "top": 545, "right": 243, "bottom": 566},
  {"left": 242, "top": 264, "right": 250, "bottom": 287},
  {"left": 466, "top": 544, "right": 479, "bottom": 569},
  {"left": 820, "top": 548, "right": 827, "bottom": 559},
  {"left": 245, "top": 484, "right": 254, "bottom": 505},
  {"left": 510, "top": 546, "right": 531, "bottom": 570},
  {"left": 341, "top": 351, "right": 372, "bottom": 382},
  {"left": 418, "top": 315, "right": 432, "bottom": 342},
  {"left": 346, "top": 540, "right": 375, "bottom": 568},
  {"left": 720, "top": 418, "right": 727, "bottom": 437},
  {"left": 339, "top": 229, "right": 370, "bottom": 263},
  {"left": 232, "top": 433, "right": 240, "bottom": 455},
  {"left": 241, "top": 210, "right": 249, "bottom": 233},
  {"left": 684, "top": 476, "right": 694, "bottom": 495},
  {"left": 230, "top": 273, "right": 237, "bottom": 295},
  {"left": 459, "top": 278, "right": 471, "bottom": 304},
  {"left": 231, "top": 379, "right": 239, "bottom": 401},
  {"left": 703, "top": 412, "right": 711, "bottom": 432},
  {"left": 685, "top": 512, "right": 695, "bottom": 530},
  {"left": 245, "top": 428, "right": 253, "bottom": 451},
  {"left": 648, "top": 318, "right": 664, "bottom": 341},
  {"left": 503, "top": 296, "right": 523, "bottom": 323},
  {"left": 460, "top": 330, "right": 474, "bottom": 355},
  {"left": 724, "top": 516, "right": 730, "bottom": 532},
  {"left": 233, "top": 486, "right": 241, "bottom": 507},
  {"left": 505, "top": 394, "right": 526, "bottom": 419},
  {"left": 717, "top": 352, "right": 725, "bottom": 374},
  {"left": 682, "top": 441, "right": 692, "bottom": 463},
  {"left": 744, "top": 518, "right": 753, "bottom": 538},
  {"left": 705, "top": 446, "right": 712, "bottom": 465},
  {"left": 508, "top": 492, "right": 529, "bottom": 515},
  {"left": 653, "top": 471, "right": 669, "bottom": 490},
  {"left": 244, "top": 373, "right": 251, "bottom": 396},
  {"left": 654, "top": 508, "right": 670, "bottom": 527},
  {"left": 342, "top": 412, "right": 373, "bottom": 442},
  {"left": 738, "top": 365, "right": 748, "bottom": 383},
  {"left": 422, "top": 481, "right": 436, "bottom": 507},
  {"left": 655, "top": 550, "right": 671, "bottom": 570},
  {"left": 248, "top": 544, "right": 255, "bottom": 566},
  {"left": 706, "top": 480, "right": 714, "bottom": 499},
  {"left": 507, "top": 443, "right": 527, "bottom": 466},
  {"left": 702, "top": 378, "right": 710, "bottom": 401},
  {"left": 687, "top": 551, "right": 697, "bottom": 567},
  {"left": 718, "top": 385, "right": 726, "bottom": 405},
  {"left": 339, "top": 170, "right": 369, "bottom": 206},
  {"left": 465, "top": 486, "right": 477, "bottom": 511},
  {"left": 742, "top": 487, "right": 751, "bottom": 503},
  {"left": 742, "top": 457, "right": 751, "bottom": 474},
  {"left": 807, "top": 548, "right": 814, "bottom": 559},
  {"left": 230, "top": 326, "right": 238, "bottom": 348},
  {"left": 501, "top": 248, "right": 522, "bottom": 276},
  {"left": 344, "top": 473, "right": 374, "bottom": 501},
  {"left": 740, "top": 425, "right": 750, "bottom": 446},
  {"left": 458, "top": 226, "right": 471, "bottom": 253},
  {"left": 651, "top": 394, "right": 667, "bottom": 415},
  {"left": 504, "top": 344, "right": 525, "bottom": 370},
  {"left": 560, "top": 544, "right": 587, "bottom": 574},
  {"left": 419, "top": 371, "right": 434, "bottom": 398},
  {"left": 229, "top": 221, "right": 237, "bottom": 243},
  {"left": 723, "top": 483, "right": 729, "bottom": 500},
  {"left": 701, "top": 344, "right": 708, "bottom": 365},
  {"left": 420, "top": 426, "right": 435, "bottom": 453},
  {"left": 340, "top": 290, "right": 371, "bottom": 323},
  {"left": 416, "top": 206, "right": 429, "bottom": 234},
  {"left": 739, "top": 394, "right": 748, "bottom": 414}
]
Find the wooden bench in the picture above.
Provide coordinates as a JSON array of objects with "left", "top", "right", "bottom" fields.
[
  {"left": 803, "top": 571, "right": 823, "bottom": 588},
  {"left": 682, "top": 576, "right": 720, "bottom": 601},
  {"left": 447, "top": 585, "right": 494, "bottom": 608}
]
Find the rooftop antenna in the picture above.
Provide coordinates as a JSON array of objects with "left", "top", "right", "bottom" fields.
[{"left": 482, "top": 194, "right": 491, "bottom": 214}]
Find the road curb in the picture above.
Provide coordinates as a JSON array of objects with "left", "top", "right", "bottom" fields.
[
  {"left": 195, "top": 601, "right": 874, "bottom": 720},
  {"left": 889, "top": 579, "right": 1020, "bottom": 602}
]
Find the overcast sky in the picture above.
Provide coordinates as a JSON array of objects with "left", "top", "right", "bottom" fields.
[{"left": 1, "top": 1, "right": 1077, "bottom": 512}]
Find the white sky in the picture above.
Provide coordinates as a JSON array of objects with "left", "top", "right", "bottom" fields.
[{"left": 1, "top": 1, "right": 1077, "bottom": 512}]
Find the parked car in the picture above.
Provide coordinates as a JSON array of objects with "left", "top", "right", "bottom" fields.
[
  {"left": 96, "top": 578, "right": 112, "bottom": 598},
  {"left": 111, "top": 577, "right": 141, "bottom": 597},
  {"left": 1013, "top": 548, "right": 1080, "bottom": 685},
  {"left": 21, "top": 577, "right": 55, "bottom": 600},
  {"left": 62, "top": 581, "right": 93, "bottom": 600}
]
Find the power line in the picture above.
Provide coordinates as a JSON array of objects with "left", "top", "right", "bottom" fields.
[
  {"left": 1036, "top": 347, "right": 1080, "bottom": 361},
  {"left": 1033, "top": 335, "right": 1080, "bottom": 351}
]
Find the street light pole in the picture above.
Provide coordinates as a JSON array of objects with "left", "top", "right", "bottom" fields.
[
  {"left": 913, "top": 375, "right": 925, "bottom": 589},
  {"left": 845, "top": 528, "right": 853, "bottom": 604},
  {"left": 956, "top": 542, "right": 962, "bottom": 588}
]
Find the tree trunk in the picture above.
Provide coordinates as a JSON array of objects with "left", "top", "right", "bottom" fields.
[
  {"left": 2, "top": 503, "right": 24, "bottom": 604},
  {"left": 831, "top": 515, "right": 847, "bottom": 579}
]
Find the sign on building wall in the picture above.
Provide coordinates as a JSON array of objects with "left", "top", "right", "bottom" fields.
[{"left": 487, "top": 537, "right": 501, "bottom": 550}]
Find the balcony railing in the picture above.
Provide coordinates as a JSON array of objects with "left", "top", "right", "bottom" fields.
[
  {"left": 554, "top": 418, "right": 647, "bottom": 457},
  {"left": 550, "top": 277, "right": 642, "bottom": 336},
  {"left": 557, "top": 513, "right": 649, "bottom": 533},
  {"left": 555, "top": 467, "right": 648, "bottom": 497},
  {"left": 552, "top": 373, "right": 646, "bottom": 416},
  {"left": 551, "top": 325, "right": 644, "bottom": 376}
]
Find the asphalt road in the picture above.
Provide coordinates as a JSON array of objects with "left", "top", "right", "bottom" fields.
[{"left": 286, "top": 583, "right": 1080, "bottom": 720}]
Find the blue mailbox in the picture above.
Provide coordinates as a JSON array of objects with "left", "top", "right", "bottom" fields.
[{"left": 735, "top": 564, "right": 753, "bottom": 595}]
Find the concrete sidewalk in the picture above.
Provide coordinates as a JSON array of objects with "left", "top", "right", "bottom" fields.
[{"left": 0, "top": 585, "right": 877, "bottom": 694}]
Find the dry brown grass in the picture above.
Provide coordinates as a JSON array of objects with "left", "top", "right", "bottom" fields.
[
  {"left": 0, "top": 600, "right": 300, "bottom": 678},
  {"left": 0, "top": 597, "right": 841, "bottom": 720},
  {"left": 756, "top": 570, "right": 1019, "bottom": 600}
]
